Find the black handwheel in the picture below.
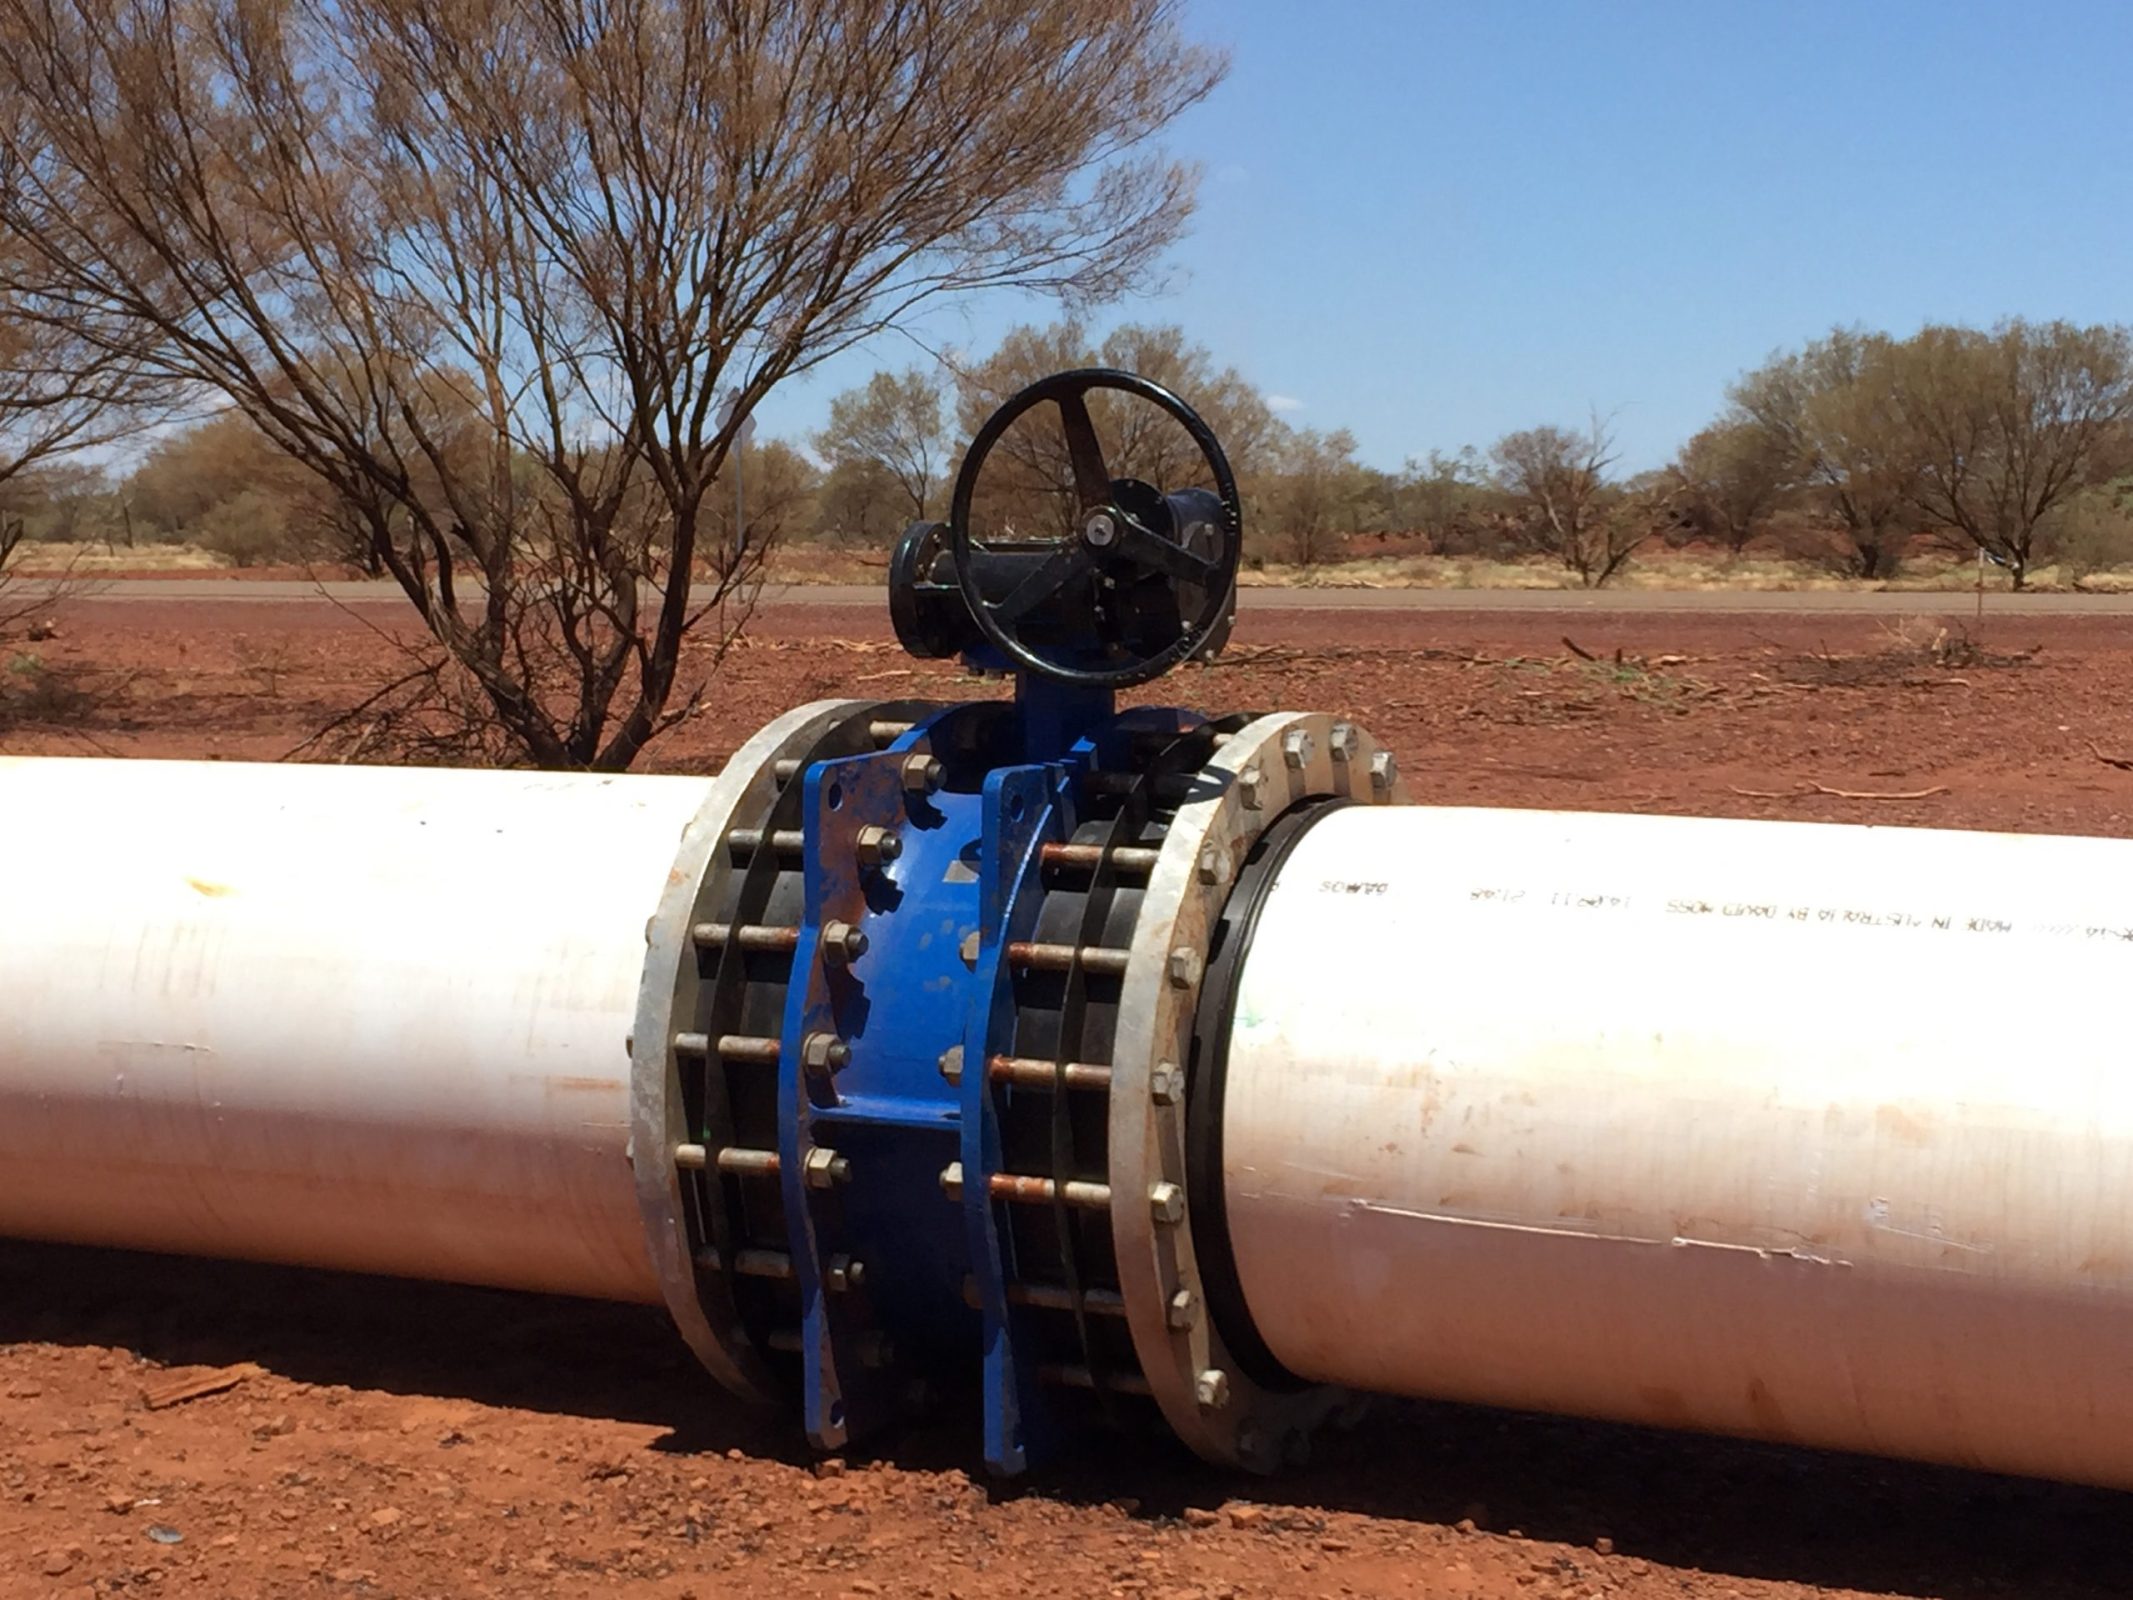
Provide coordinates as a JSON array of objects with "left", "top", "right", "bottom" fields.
[{"left": 947, "top": 368, "right": 1243, "bottom": 688}]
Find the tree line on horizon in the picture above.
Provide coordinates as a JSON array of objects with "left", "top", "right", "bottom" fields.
[{"left": 12, "top": 317, "right": 2132, "bottom": 596}]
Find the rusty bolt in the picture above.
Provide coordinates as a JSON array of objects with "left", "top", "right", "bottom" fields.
[
  {"left": 1369, "top": 750, "right": 1398, "bottom": 795},
  {"left": 939, "top": 1161, "right": 965, "bottom": 1202},
  {"left": 803, "top": 1147, "right": 851, "bottom": 1190},
  {"left": 938, "top": 1044, "right": 964, "bottom": 1084},
  {"left": 959, "top": 930, "right": 981, "bottom": 968},
  {"left": 856, "top": 825, "right": 901, "bottom": 867},
  {"left": 1195, "top": 843, "right": 1226, "bottom": 886},
  {"left": 1167, "top": 947, "right": 1203, "bottom": 990},
  {"left": 1150, "top": 1181, "right": 1185, "bottom": 1225},
  {"left": 1237, "top": 764, "right": 1266, "bottom": 811},
  {"left": 1167, "top": 1287, "right": 1200, "bottom": 1331},
  {"left": 822, "top": 920, "right": 868, "bottom": 965},
  {"left": 1328, "top": 722, "right": 1360, "bottom": 763},
  {"left": 801, "top": 1031, "right": 851, "bottom": 1076},
  {"left": 901, "top": 753, "right": 945, "bottom": 796},
  {"left": 1281, "top": 728, "right": 1315, "bottom": 770},
  {"left": 1149, "top": 1061, "right": 1184, "bottom": 1106},
  {"left": 1194, "top": 1368, "right": 1231, "bottom": 1411}
]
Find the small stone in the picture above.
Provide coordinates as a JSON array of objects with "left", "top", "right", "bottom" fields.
[
  {"left": 368, "top": 1507, "right": 403, "bottom": 1528},
  {"left": 146, "top": 1525, "right": 184, "bottom": 1545},
  {"left": 1453, "top": 1519, "right": 1477, "bottom": 1535},
  {"left": 1223, "top": 1503, "right": 1264, "bottom": 1530},
  {"left": 105, "top": 1492, "right": 134, "bottom": 1515},
  {"left": 1507, "top": 1527, "right": 1525, "bottom": 1540},
  {"left": 42, "top": 1551, "right": 73, "bottom": 1577},
  {"left": 1593, "top": 1536, "right": 1614, "bottom": 1556},
  {"left": 813, "top": 1458, "right": 846, "bottom": 1479},
  {"left": 1319, "top": 1536, "right": 1352, "bottom": 1553},
  {"left": 1182, "top": 1507, "right": 1221, "bottom": 1529}
]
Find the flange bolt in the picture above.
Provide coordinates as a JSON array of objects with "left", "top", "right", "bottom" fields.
[
  {"left": 801, "top": 1032, "right": 851, "bottom": 1077},
  {"left": 822, "top": 920, "right": 868, "bottom": 965},
  {"left": 804, "top": 1147, "right": 852, "bottom": 1189},
  {"left": 902, "top": 753, "right": 945, "bottom": 796},
  {"left": 1150, "top": 1181, "right": 1186, "bottom": 1225}
]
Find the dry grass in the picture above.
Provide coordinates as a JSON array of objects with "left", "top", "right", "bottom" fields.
[
  {"left": 1246, "top": 548, "right": 2133, "bottom": 593},
  {"left": 4, "top": 541, "right": 226, "bottom": 573},
  {"left": 19, "top": 534, "right": 2133, "bottom": 595}
]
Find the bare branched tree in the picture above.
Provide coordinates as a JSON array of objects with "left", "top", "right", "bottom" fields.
[
  {"left": 1490, "top": 415, "right": 1641, "bottom": 587},
  {"left": 0, "top": 0, "right": 1223, "bottom": 767},
  {"left": 1671, "top": 414, "right": 1789, "bottom": 556},
  {"left": 950, "top": 321, "right": 1277, "bottom": 540},
  {"left": 814, "top": 367, "right": 948, "bottom": 525},
  {"left": 1266, "top": 426, "right": 1371, "bottom": 567},
  {"left": 1893, "top": 320, "right": 2133, "bottom": 589},
  {"left": 1732, "top": 330, "right": 1919, "bottom": 580},
  {"left": 1, "top": 119, "right": 155, "bottom": 627}
]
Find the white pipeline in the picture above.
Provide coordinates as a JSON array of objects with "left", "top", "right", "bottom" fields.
[
  {"left": 0, "top": 756, "right": 719, "bottom": 1304},
  {"left": 1224, "top": 804, "right": 2133, "bottom": 1489}
]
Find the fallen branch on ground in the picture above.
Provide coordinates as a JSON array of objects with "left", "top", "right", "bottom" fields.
[
  {"left": 2087, "top": 740, "right": 2133, "bottom": 771},
  {"left": 1729, "top": 782, "right": 1950, "bottom": 802},
  {"left": 143, "top": 1362, "right": 263, "bottom": 1410}
]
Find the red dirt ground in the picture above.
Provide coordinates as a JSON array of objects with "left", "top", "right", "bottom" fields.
[{"left": 6, "top": 594, "right": 2133, "bottom": 1599}]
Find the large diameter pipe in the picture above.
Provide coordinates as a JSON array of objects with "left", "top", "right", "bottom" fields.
[
  {"left": 0, "top": 755, "right": 719, "bottom": 1304},
  {"left": 1223, "top": 803, "right": 2133, "bottom": 1490}
]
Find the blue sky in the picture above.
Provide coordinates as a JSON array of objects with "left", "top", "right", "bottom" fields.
[{"left": 749, "top": 0, "right": 2133, "bottom": 473}]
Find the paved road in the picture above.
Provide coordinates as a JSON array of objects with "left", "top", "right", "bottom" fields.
[{"left": 26, "top": 576, "right": 2133, "bottom": 615}]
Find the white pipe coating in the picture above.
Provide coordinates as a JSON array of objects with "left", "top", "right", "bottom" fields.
[
  {"left": 0, "top": 756, "right": 718, "bottom": 1304},
  {"left": 1224, "top": 804, "right": 2133, "bottom": 1490}
]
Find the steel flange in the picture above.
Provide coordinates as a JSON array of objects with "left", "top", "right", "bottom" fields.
[
  {"left": 629, "top": 699, "right": 932, "bottom": 1404},
  {"left": 1104, "top": 711, "right": 1407, "bottom": 1470}
]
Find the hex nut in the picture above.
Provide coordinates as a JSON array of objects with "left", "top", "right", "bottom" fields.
[
  {"left": 803, "top": 1147, "right": 852, "bottom": 1189},
  {"left": 1195, "top": 843, "right": 1227, "bottom": 886},
  {"left": 801, "top": 1031, "right": 851, "bottom": 1076},
  {"left": 822, "top": 920, "right": 868, "bottom": 965},
  {"left": 938, "top": 1044, "right": 964, "bottom": 1084},
  {"left": 1369, "top": 750, "right": 1398, "bottom": 794},
  {"left": 1149, "top": 1061, "right": 1184, "bottom": 1106},
  {"left": 1328, "top": 722, "right": 1361, "bottom": 763},
  {"left": 856, "top": 825, "right": 901, "bottom": 867},
  {"left": 1237, "top": 764, "right": 1266, "bottom": 811},
  {"left": 1281, "top": 728, "right": 1315, "bottom": 770},
  {"left": 825, "top": 1254, "right": 866, "bottom": 1293},
  {"left": 1167, "top": 1288, "right": 1200, "bottom": 1330},
  {"left": 1150, "top": 1181, "right": 1186, "bottom": 1225},
  {"left": 939, "top": 1161, "right": 965, "bottom": 1202},
  {"left": 1167, "top": 947, "right": 1203, "bottom": 990},
  {"left": 959, "top": 930, "right": 981, "bottom": 968},
  {"left": 901, "top": 753, "right": 945, "bottom": 795},
  {"left": 1194, "top": 1368, "right": 1232, "bottom": 1411}
]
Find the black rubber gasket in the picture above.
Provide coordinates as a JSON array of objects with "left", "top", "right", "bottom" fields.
[{"left": 1185, "top": 796, "right": 1350, "bottom": 1393}]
